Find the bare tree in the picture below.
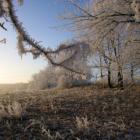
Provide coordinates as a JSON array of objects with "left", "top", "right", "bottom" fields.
[
  {"left": 63, "top": 0, "right": 140, "bottom": 88},
  {"left": 66, "top": 0, "right": 140, "bottom": 42}
]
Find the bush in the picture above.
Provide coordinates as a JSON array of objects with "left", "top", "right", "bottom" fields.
[
  {"left": 57, "top": 75, "right": 72, "bottom": 88},
  {"left": 28, "top": 67, "right": 57, "bottom": 90},
  {"left": 57, "top": 75, "right": 92, "bottom": 89},
  {"left": 93, "top": 78, "right": 109, "bottom": 88}
]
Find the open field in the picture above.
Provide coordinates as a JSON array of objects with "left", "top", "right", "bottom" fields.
[
  {"left": 0, "top": 86, "right": 139, "bottom": 140},
  {"left": 0, "top": 84, "right": 28, "bottom": 93}
]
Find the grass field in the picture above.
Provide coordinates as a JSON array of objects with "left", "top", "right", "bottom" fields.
[{"left": 0, "top": 85, "right": 139, "bottom": 140}]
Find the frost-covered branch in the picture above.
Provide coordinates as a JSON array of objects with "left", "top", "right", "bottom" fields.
[{"left": 2, "top": 0, "right": 85, "bottom": 75}]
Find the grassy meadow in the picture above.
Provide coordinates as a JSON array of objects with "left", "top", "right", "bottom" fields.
[{"left": 0, "top": 85, "right": 139, "bottom": 140}]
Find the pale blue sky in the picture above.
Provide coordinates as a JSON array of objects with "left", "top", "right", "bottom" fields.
[{"left": 0, "top": 0, "right": 75, "bottom": 83}]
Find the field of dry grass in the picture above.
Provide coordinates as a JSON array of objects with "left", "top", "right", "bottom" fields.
[{"left": 0, "top": 85, "right": 139, "bottom": 140}]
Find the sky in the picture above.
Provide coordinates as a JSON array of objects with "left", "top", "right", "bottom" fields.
[{"left": 0, "top": 0, "right": 75, "bottom": 84}]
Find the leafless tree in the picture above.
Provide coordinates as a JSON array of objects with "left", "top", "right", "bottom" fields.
[{"left": 62, "top": 0, "right": 140, "bottom": 87}]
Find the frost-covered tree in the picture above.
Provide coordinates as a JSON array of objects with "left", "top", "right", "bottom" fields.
[
  {"left": 63, "top": 0, "right": 140, "bottom": 87},
  {"left": 0, "top": 0, "right": 86, "bottom": 75},
  {"left": 53, "top": 42, "right": 92, "bottom": 88},
  {"left": 67, "top": 0, "right": 140, "bottom": 42},
  {"left": 65, "top": 0, "right": 140, "bottom": 56},
  {"left": 28, "top": 41, "right": 92, "bottom": 89},
  {"left": 28, "top": 65, "right": 57, "bottom": 90}
]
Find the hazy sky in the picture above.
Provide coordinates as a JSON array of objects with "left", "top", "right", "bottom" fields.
[{"left": 0, "top": 0, "right": 74, "bottom": 83}]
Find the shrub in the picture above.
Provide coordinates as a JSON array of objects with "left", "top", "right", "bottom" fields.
[
  {"left": 28, "top": 67, "right": 57, "bottom": 90},
  {"left": 57, "top": 75, "right": 72, "bottom": 88},
  {"left": 57, "top": 75, "right": 92, "bottom": 89},
  {"left": 94, "top": 78, "right": 109, "bottom": 88}
]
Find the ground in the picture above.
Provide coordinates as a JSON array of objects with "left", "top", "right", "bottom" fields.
[{"left": 0, "top": 85, "right": 139, "bottom": 140}]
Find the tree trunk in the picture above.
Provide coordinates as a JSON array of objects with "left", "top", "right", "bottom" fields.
[
  {"left": 99, "top": 55, "right": 103, "bottom": 79},
  {"left": 117, "top": 67, "right": 124, "bottom": 89},
  {"left": 131, "top": 64, "right": 134, "bottom": 83},
  {"left": 108, "top": 67, "right": 112, "bottom": 88}
]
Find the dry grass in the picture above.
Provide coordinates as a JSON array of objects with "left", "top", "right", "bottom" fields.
[
  {"left": 75, "top": 116, "right": 90, "bottom": 131},
  {"left": 0, "top": 101, "right": 26, "bottom": 118},
  {"left": 0, "top": 85, "right": 139, "bottom": 139}
]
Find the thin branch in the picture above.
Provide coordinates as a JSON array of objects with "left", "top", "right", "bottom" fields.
[
  {"left": 5, "top": 0, "right": 85, "bottom": 75},
  {"left": 0, "top": 22, "right": 7, "bottom": 31}
]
